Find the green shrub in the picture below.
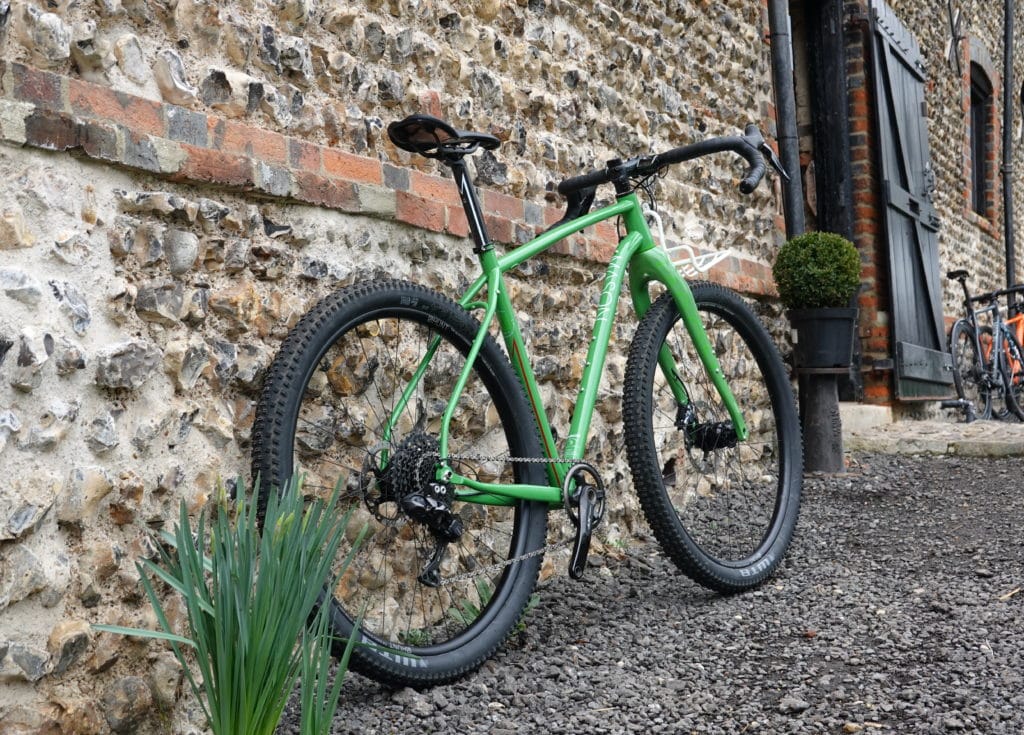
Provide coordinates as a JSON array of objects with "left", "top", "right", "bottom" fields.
[{"left": 772, "top": 231, "right": 861, "bottom": 309}]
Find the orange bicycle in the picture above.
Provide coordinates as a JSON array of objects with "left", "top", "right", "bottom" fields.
[{"left": 946, "top": 269, "right": 1024, "bottom": 421}]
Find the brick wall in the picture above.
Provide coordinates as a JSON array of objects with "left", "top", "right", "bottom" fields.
[
  {"left": 0, "top": 59, "right": 780, "bottom": 294},
  {"left": 801, "top": 0, "right": 1024, "bottom": 407},
  {"left": 845, "top": 1, "right": 893, "bottom": 405}
]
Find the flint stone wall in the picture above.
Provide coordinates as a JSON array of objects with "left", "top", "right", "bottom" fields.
[{"left": 0, "top": 1, "right": 783, "bottom": 733}]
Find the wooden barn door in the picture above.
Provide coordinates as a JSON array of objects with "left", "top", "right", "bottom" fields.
[{"left": 870, "top": 0, "right": 954, "bottom": 400}]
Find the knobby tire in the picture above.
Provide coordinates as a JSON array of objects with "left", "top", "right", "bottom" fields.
[
  {"left": 251, "top": 280, "right": 548, "bottom": 687},
  {"left": 623, "top": 282, "right": 802, "bottom": 592}
]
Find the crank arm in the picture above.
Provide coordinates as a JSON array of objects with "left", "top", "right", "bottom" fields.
[{"left": 569, "top": 485, "right": 603, "bottom": 580}]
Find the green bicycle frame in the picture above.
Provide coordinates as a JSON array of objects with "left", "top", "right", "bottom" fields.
[{"left": 386, "top": 190, "right": 748, "bottom": 507}]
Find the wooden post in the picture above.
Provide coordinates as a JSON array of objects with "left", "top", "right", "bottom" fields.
[{"left": 800, "top": 373, "right": 845, "bottom": 472}]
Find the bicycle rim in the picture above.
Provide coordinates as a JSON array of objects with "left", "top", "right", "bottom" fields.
[
  {"left": 625, "top": 284, "right": 801, "bottom": 591},
  {"left": 951, "top": 321, "right": 993, "bottom": 420},
  {"left": 252, "top": 281, "right": 547, "bottom": 685}
]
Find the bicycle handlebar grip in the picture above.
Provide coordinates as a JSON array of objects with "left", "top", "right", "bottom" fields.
[
  {"left": 737, "top": 124, "right": 766, "bottom": 194},
  {"left": 557, "top": 168, "right": 612, "bottom": 196}
]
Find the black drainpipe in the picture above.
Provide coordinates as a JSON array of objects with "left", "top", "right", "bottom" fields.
[
  {"left": 768, "top": 0, "right": 805, "bottom": 238},
  {"left": 1003, "top": 0, "right": 1016, "bottom": 287}
]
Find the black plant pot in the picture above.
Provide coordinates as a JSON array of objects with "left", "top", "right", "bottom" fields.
[{"left": 787, "top": 307, "right": 859, "bottom": 370}]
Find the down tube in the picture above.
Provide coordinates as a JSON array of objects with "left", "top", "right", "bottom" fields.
[
  {"left": 628, "top": 248, "right": 749, "bottom": 441},
  {"left": 562, "top": 231, "right": 646, "bottom": 461}
]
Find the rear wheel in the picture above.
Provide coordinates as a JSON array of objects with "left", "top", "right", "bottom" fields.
[
  {"left": 251, "top": 280, "right": 548, "bottom": 687},
  {"left": 950, "top": 320, "right": 992, "bottom": 420},
  {"left": 623, "top": 283, "right": 802, "bottom": 593}
]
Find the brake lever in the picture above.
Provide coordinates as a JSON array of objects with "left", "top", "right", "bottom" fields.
[{"left": 760, "top": 141, "right": 790, "bottom": 182}]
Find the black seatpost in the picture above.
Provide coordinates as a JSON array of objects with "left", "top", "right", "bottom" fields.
[
  {"left": 445, "top": 158, "right": 492, "bottom": 254},
  {"left": 958, "top": 278, "right": 972, "bottom": 310}
]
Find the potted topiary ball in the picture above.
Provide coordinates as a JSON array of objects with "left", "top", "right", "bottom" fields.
[{"left": 772, "top": 231, "right": 861, "bottom": 369}]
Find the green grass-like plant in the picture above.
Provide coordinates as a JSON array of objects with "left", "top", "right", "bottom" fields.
[
  {"left": 772, "top": 231, "right": 861, "bottom": 309},
  {"left": 94, "top": 477, "right": 362, "bottom": 735}
]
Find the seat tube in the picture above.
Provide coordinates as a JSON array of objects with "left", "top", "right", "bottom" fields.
[{"left": 448, "top": 159, "right": 492, "bottom": 254}]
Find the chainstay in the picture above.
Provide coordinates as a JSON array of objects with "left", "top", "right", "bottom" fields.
[
  {"left": 436, "top": 452, "right": 580, "bottom": 587},
  {"left": 445, "top": 452, "right": 583, "bottom": 466},
  {"left": 438, "top": 540, "right": 570, "bottom": 586}
]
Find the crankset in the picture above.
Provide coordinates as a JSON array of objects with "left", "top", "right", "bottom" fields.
[{"left": 562, "top": 462, "right": 606, "bottom": 580}]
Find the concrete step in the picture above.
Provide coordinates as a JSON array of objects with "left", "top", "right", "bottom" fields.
[{"left": 839, "top": 403, "right": 1024, "bottom": 457}]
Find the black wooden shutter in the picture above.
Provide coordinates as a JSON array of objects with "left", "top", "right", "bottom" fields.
[{"left": 870, "top": 0, "right": 954, "bottom": 400}]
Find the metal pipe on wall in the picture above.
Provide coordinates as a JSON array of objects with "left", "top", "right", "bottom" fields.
[
  {"left": 767, "top": 0, "right": 805, "bottom": 238},
  {"left": 1003, "top": 0, "right": 1016, "bottom": 288}
]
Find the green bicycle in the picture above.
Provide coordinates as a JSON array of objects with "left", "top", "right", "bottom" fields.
[{"left": 251, "top": 114, "right": 803, "bottom": 687}]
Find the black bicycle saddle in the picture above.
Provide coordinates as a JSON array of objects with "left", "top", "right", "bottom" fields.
[{"left": 387, "top": 114, "right": 500, "bottom": 158}]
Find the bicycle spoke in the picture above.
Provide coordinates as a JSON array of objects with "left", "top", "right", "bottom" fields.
[{"left": 271, "top": 298, "right": 543, "bottom": 657}]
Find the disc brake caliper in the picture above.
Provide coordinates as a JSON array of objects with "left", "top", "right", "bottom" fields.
[{"left": 676, "top": 403, "right": 738, "bottom": 453}]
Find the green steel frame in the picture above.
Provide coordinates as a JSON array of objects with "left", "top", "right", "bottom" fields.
[{"left": 387, "top": 191, "right": 748, "bottom": 508}]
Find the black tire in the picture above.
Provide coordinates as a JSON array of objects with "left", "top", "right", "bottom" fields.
[
  {"left": 251, "top": 280, "right": 548, "bottom": 687},
  {"left": 623, "top": 282, "right": 802, "bottom": 592},
  {"left": 999, "top": 329, "right": 1024, "bottom": 421},
  {"left": 950, "top": 320, "right": 993, "bottom": 420}
]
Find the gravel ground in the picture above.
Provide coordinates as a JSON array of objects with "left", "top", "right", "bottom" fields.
[{"left": 278, "top": 452, "right": 1024, "bottom": 734}]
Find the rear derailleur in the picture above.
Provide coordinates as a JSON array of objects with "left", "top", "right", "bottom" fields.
[
  {"left": 563, "top": 462, "right": 606, "bottom": 580},
  {"left": 360, "top": 431, "right": 463, "bottom": 588},
  {"left": 403, "top": 480, "right": 463, "bottom": 587}
]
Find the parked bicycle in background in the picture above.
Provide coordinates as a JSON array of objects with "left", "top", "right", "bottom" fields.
[{"left": 946, "top": 269, "right": 1024, "bottom": 421}]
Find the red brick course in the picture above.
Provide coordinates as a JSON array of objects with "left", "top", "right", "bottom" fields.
[
  {"left": 212, "top": 118, "right": 289, "bottom": 166},
  {"left": 175, "top": 145, "right": 255, "bottom": 188},
  {"left": 446, "top": 206, "right": 470, "bottom": 238},
  {"left": 293, "top": 171, "right": 359, "bottom": 211},
  {"left": 846, "top": 7, "right": 893, "bottom": 404},
  {"left": 409, "top": 170, "right": 462, "bottom": 207},
  {"left": 483, "top": 190, "right": 524, "bottom": 222},
  {"left": 13, "top": 65, "right": 64, "bottom": 110},
  {"left": 0, "top": 61, "right": 779, "bottom": 297},
  {"left": 323, "top": 148, "right": 383, "bottom": 185},
  {"left": 69, "top": 78, "right": 164, "bottom": 137},
  {"left": 396, "top": 191, "right": 446, "bottom": 233},
  {"left": 23, "top": 109, "right": 79, "bottom": 151}
]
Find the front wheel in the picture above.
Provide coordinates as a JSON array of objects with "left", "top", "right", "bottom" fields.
[
  {"left": 623, "top": 282, "right": 802, "bottom": 592},
  {"left": 251, "top": 279, "right": 548, "bottom": 687},
  {"left": 999, "top": 329, "right": 1024, "bottom": 421}
]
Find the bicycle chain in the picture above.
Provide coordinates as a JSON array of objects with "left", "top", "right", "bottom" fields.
[{"left": 435, "top": 452, "right": 582, "bottom": 587}]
